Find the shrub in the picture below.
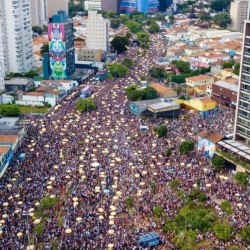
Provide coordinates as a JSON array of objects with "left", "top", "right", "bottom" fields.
[
  {"left": 179, "top": 141, "right": 194, "bottom": 154},
  {"left": 220, "top": 201, "right": 233, "bottom": 215},
  {"left": 212, "top": 155, "right": 226, "bottom": 172},
  {"left": 154, "top": 125, "right": 168, "bottom": 138},
  {"left": 241, "top": 226, "right": 250, "bottom": 244},
  {"left": 169, "top": 179, "right": 180, "bottom": 190},
  {"left": 213, "top": 222, "right": 235, "bottom": 241},
  {"left": 125, "top": 196, "right": 134, "bottom": 209},
  {"left": 187, "top": 190, "right": 209, "bottom": 203},
  {"left": 166, "top": 148, "right": 172, "bottom": 157},
  {"left": 234, "top": 172, "right": 249, "bottom": 186},
  {"left": 153, "top": 205, "right": 164, "bottom": 218},
  {"left": 76, "top": 98, "right": 97, "bottom": 113}
]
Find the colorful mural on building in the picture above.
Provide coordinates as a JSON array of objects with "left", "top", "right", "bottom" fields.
[
  {"left": 48, "top": 24, "right": 67, "bottom": 79},
  {"left": 198, "top": 137, "right": 216, "bottom": 158}
]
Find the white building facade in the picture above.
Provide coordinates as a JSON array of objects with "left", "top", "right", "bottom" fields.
[
  {"left": 30, "top": 0, "right": 48, "bottom": 26},
  {"left": 86, "top": 11, "right": 110, "bottom": 52},
  {"left": 84, "top": 0, "right": 101, "bottom": 11},
  {"left": 0, "top": 0, "right": 33, "bottom": 73},
  {"left": 0, "top": 19, "right": 5, "bottom": 91},
  {"left": 230, "top": 0, "right": 249, "bottom": 32}
]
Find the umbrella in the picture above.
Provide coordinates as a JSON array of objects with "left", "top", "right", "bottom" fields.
[
  {"left": 206, "top": 183, "right": 211, "bottom": 188},
  {"left": 91, "top": 162, "right": 100, "bottom": 168},
  {"left": 17, "top": 232, "right": 23, "bottom": 238},
  {"left": 18, "top": 201, "right": 23, "bottom": 205},
  {"left": 72, "top": 197, "right": 78, "bottom": 202},
  {"left": 109, "top": 220, "right": 114, "bottom": 225},
  {"left": 26, "top": 245, "right": 35, "bottom": 250},
  {"left": 65, "top": 228, "right": 72, "bottom": 234},
  {"left": 2, "top": 214, "right": 7, "bottom": 219},
  {"left": 99, "top": 215, "right": 104, "bottom": 220},
  {"left": 108, "top": 229, "right": 115, "bottom": 235},
  {"left": 34, "top": 219, "right": 41, "bottom": 224},
  {"left": 76, "top": 217, "right": 82, "bottom": 222},
  {"left": 2, "top": 202, "right": 8, "bottom": 207}
]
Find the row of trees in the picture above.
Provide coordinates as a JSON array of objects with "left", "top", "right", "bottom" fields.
[
  {"left": 0, "top": 104, "right": 20, "bottom": 117},
  {"left": 6, "top": 70, "right": 38, "bottom": 79},
  {"left": 125, "top": 85, "right": 158, "bottom": 101},
  {"left": 76, "top": 98, "right": 96, "bottom": 113}
]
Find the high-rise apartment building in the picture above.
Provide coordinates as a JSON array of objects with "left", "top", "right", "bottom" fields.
[
  {"left": 85, "top": 0, "right": 102, "bottom": 11},
  {"left": 230, "top": 0, "right": 249, "bottom": 32},
  {"left": 120, "top": 0, "right": 159, "bottom": 13},
  {"left": 47, "top": 0, "right": 68, "bottom": 18},
  {"left": 47, "top": 11, "right": 75, "bottom": 79},
  {"left": 234, "top": 20, "right": 250, "bottom": 143},
  {"left": 30, "top": 0, "right": 48, "bottom": 26},
  {"left": 0, "top": 0, "right": 33, "bottom": 73},
  {"left": 0, "top": 20, "right": 5, "bottom": 90},
  {"left": 101, "top": 0, "right": 121, "bottom": 12},
  {"left": 86, "top": 11, "right": 110, "bottom": 52}
]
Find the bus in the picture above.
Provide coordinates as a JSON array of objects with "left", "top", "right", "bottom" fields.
[{"left": 80, "top": 85, "right": 95, "bottom": 98}]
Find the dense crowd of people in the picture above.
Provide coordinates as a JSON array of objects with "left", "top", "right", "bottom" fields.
[{"left": 0, "top": 34, "right": 249, "bottom": 250}]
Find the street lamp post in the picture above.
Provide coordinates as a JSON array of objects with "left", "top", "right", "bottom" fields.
[{"left": 22, "top": 211, "right": 31, "bottom": 249}]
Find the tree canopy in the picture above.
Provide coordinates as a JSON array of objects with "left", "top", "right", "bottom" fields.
[
  {"left": 137, "top": 32, "right": 150, "bottom": 48},
  {"left": 111, "top": 36, "right": 129, "bottom": 54},
  {"left": 76, "top": 98, "right": 96, "bottom": 112},
  {"left": 126, "top": 85, "right": 158, "bottom": 101},
  {"left": 148, "top": 21, "right": 160, "bottom": 33},
  {"left": 179, "top": 141, "right": 194, "bottom": 154},
  {"left": 211, "top": 155, "right": 226, "bottom": 172},
  {"left": 121, "top": 57, "right": 134, "bottom": 68},
  {"left": 126, "top": 20, "right": 143, "bottom": 33},
  {"left": 213, "top": 222, "right": 235, "bottom": 241},
  {"left": 0, "top": 104, "right": 20, "bottom": 117},
  {"left": 210, "top": 0, "right": 232, "bottom": 11},
  {"left": 68, "top": 0, "right": 84, "bottom": 17},
  {"left": 40, "top": 43, "right": 49, "bottom": 56},
  {"left": 149, "top": 66, "right": 167, "bottom": 79},
  {"left": 107, "top": 63, "right": 129, "bottom": 77},
  {"left": 172, "top": 60, "right": 191, "bottom": 74},
  {"left": 213, "top": 13, "right": 232, "bottom": 28}
]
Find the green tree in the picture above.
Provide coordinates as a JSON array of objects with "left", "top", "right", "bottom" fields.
[
  {"left": 213, "top": 13, "right": 232, "bottom": 28},
  {"left": 106, "top": 10, "right": 116, "bottom": 18},
  {"left": 199, "top": 14, "right": 212, "bottom": 24},
  {"left": 173, "top": 230, "right": 197, "bottom": 249},
  {"left": 149, "top": 66, "right": 167, "bottom": 79},
  {"left": 40, "top": 43, "right": 49, "bottom": 56},
  {"left": 169, "top": 15, "right": 175, "bottom": 24},
  {"left": 0, "top": 104, "right": 20, "bottom": 117},
  {"left": 154, "top": 125, "right": 168, "bottom": 138},
  {"left": 172, "top": 74, "right": 185, "bottom": 84},
  {"left": 233, "top": 63, "right": 240, "bottom": 75},
  {"left": 179, "top": 141, "right": 194, "bottom": 154},
  {"left": 136, "top": 31, "right": 150, "bottom": 48},
  {"left": 125, "top": 196, "right": 134, "bottom": 209},
  {"left": 172, "top": 60, "right": 191, "bottom": 73},
  {"left": 220, "top": 201, "right": 233, "bottom": 215},
  {"left": 223, "top": 59, "right": 235, "bottom": 69},
  {"left": 68, "top": 0, "right": 84, "bottom": 17},
  {"left": 169, "top": 179, "right": 180, "bottom": 190},
  {"left": 153, "top": 205, "right": 164, "bottom": 218},
  {"left": 166, "top": 148, "right": 172, "bottom": 157},
  {"left": 187, "top": 190, "right": 209, "bottom": 203},
  {"left": 142, "top": 87, "right": 158, "bottom": 100},
  {"left": 110, "top": 19, "right": 121, "bottom": 29},
  {"left": 210, "top": 0, "right": 232, "bottom": 11},
  {"left": 211, "top": 155, "right": 226, "bottom": 172},
  {"left": 32, "top": 26, "right": 43, "bottom": 35},
  {"left": 111, "top": 36, "right": 129, "bottom": 54},
  {"left": 148, "top": 21, "right": 160, "bottom": 33},
  {"left": 241, "top": 226, "right": 250, "bottom": 244},
  {"left": 76, "top": 98, "right": 97, "bottom": 113},
  {"left": 126, "top": 85, "right": 158, "bottom": 101},
  {"left": 119, "top": 14, "right": 129, "bottom": 24},
  {"left": 234, "top": 172, "right": 249, "bottom": 186},
  {"left": 107, "top": 63, "right": 129, "bottom": 77},
  {"left": 213, "top": 222, "right": 235, "bottom": 241},
  {"left": 126, "top": 20, "right": 143, "bottom": 33},
  {"left": 121, "top": 57, "right": 134, "bottom": 68}
]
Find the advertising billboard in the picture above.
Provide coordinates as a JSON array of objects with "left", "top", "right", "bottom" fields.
[{"left": 48, "top": 23, "right": 67, "bottom": 79}]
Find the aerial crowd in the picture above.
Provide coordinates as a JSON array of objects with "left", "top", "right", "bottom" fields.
[{"left": 0, "top": 34, "right": 249, "bottom": 250}]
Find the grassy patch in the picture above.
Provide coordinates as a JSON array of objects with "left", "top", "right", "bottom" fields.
[{"left": 19, "top": 105, "right": 50, "bottom": 114}]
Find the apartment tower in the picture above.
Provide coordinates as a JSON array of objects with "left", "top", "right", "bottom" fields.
[
  {"left": 30, "top": 0, "right": 48, "bottom": 26},
  {"left": 0, "top": 19, "right": 5, "bottom": 90},
  {"left": 120, "top": 0, "right": 159, "bottom": 13},
  {"left": 230, "top": 0, "right": 249, "bottom": 32},
  {"left": 86, "top": 11, "right": 110, "bottom": 52},
  {"left": 0, "top": 0, "right": 33, "bottom": 73},
  {"left": 234, "top": 5, "right": 250, "bottom": 143}
]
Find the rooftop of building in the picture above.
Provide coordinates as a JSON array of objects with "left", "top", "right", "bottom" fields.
[
  {"left": 213, "top": 80, "right": 238, "bottom": 92},
  {"left": 0, "top": 145, "right": 11, "bottom": 154},
  {"left": 186, "top": 74, "right": 214, "bottom": 82},
  {"left": 4, "top": 78, "right": 32, "bottom": 85},
  {"left": 130, "top": 98, "right": 163, "bottom": 108},
  {"left": 0, "top": 117, "right": 19, "bottom": 127},
  {"left": 0, "top": 134, "right": 18, "bottom": 143},
  {"left": 150, "top": 83, "right": 173, "bottom": 94},
  {"left": 198, "top": 131, "right": 224, "bottom": 143}
]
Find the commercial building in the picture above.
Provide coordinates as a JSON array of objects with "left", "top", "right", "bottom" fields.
[
  {"left": 212, "top": 80, "right": 238, "bottom": 106},
  {"left": 85, "top": 0, "right": 101, "bottom": 11},
  {"left": 30, "top": 0, "right": 48, "bottom": 26},
  {"left": 47, "top": 11, "right": 75, "bottom": 80},
  {"left": 234, "top": 19, "right": 250, "bottom": 143},
  {"left": 86, "top": 11, "right": 110, "bottom": 52},
  {"left": 120, "top": 0, "right": 159, "bottom": 13},
  {"left": 47, "top": 0, "right": 68, "bottom": 17},
  {"left": 0, "top": 0, "right": 33, "bottom": 73},
  {"left": 101, "top": 0, "right": 121, "bottom": 12},
  {"left": 230, "top": 0, "right": 249, "bottom": 32},
  {"left": 76, "top": 48, "right": 103, "bottom": 62}
]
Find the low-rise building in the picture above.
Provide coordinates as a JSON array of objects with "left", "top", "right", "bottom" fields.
[
  {"left": 176, "top": 97, "right": 217, "bottom": 116},
  {"left": 212, "top": 80, "right": 238, "bottom": 106},
  {"left": 150, "top": 83, "right": 177, "bottom": 99},
  {"left": 4, "top": 78, "right": 34, "bottom": 92},
  {"left": 186, "top": 75, "right": 214, "bottom": 88},
  {"left": 198, "top": 131, "right": 225, "bottom": 158}
]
